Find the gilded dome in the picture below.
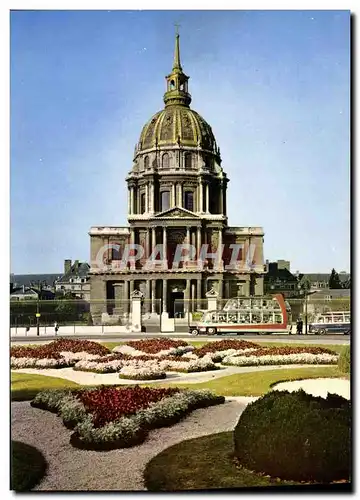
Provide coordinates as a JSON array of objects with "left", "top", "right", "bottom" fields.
[{"left": 138, "top": 106, "right": 216, "bottom": 152}]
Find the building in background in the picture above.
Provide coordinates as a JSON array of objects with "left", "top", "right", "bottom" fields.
[
  {"left": 10, "top": 286, "right": 55, "bottom": 301},
  {"left": 264, "top": 261, "right": 301, "bottom": 299},
  {"left": 55, "top": 260, "right": 91, "bottom": 301},
  {"left": 301, "top": 272, "right": 350, "bottom": 291},
  {"left": 89, "top": 33, "right": 265, "bottom": 324}
]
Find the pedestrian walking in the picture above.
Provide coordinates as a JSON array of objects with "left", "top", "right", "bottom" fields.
[
  {"left": 54, "top": 321, "right": 59, "bottom": 335},
  {"left": 296, "top": 318, "right": 303, "bottom": 335}
]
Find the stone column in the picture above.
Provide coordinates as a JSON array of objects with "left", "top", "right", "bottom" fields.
[
  {"left": 151, "top": 279, "right": 156, "bottom": 313},
  {"left": 184, "top": 279, "right": 190, "bottom": 314},
  {"left": 199, "top": 180, "right": 203, "bottom": 213},
  {"left": 191, "top": 282, "right": 195, "bottom": 313},
  {"left": 163, "top": 280, "right": 167, "bottom": 312},
  {"left": 145, "top": 280, "right": 151, "bottom": 313},
  {"left": 218, "top": 228, "right": 223, "bottom": 270},
  {"left": 130, "top": 228, "right": 136, "bottom": 270},
  {"left": 124, "top": 280, "right": 129, "bottom": 314},
  {"left": 223, "top": 184, "right": 227, "bottom": 216},
  {"left": 205, "top": 183, "right": 209, "bottom": 213},
  {"left": 186, "top": 227, "right": 190, "bottom": 266},
  {"left": 172, "top": 183, "right": 176, "bottom": 207},
  {"left": 150, "top": 182, "right": 155, "bottom": 213},
  {"left": 152, "top": 227, "right": 156, "bottom": 247},
  {"left": 197, "top": 279, "right": 202, "bottom": 302},
  {"left": 130, "top": 279, "right": 134, "bottom": 297},
  {"left": 225, "top": 280, "right": 230, "bottom": 300},
  {"left": 219, "top": 182, "right": 223, "bottom": 214},
  {"left": 197, "top": 227, "right": 201, "bottom": 259},
  {"left": 145, "top": 228, "right": 150, "bottom": 259},
  {"left": 130, "top": 187, "right": 134, "bottom": 215},
  {"left": 163, "top": 226, "right": 167, "bottom": 269},
  {"left": 179, "top": 183, "right": 183, "bottom": 208},
  {"left": 218, "top": 279, "right": 223, "bottom": 300},
  {"left": 145, "top": 183, "right": 149, "bottom": 213},
  {"left": 127, "top": 187, "right": 131, "bottom": 215}
]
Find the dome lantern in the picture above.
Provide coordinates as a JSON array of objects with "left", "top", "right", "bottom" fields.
[{"left": 164, "top": 32, "right": 192, "bottom": 108}]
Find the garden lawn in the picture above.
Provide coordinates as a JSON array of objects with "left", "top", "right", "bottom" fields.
[
  {"left": 11, "top": 441, "right": 47, "bottom": 491},
  {"left": 148, "top": 366, "right": 343, "bottom": 397},
  {"left": 11, "top": 372, "right": 80, "bottom": 401},
  {"left": 144, "top": 432, "right": 299, "bottom": 491}
]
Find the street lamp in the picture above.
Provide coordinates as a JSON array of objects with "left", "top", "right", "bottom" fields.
[
  {"left": 30, "top": 280, "right": 47, "bottom": 336},
  {"left": 298, "top": 280, "right": 310, "bottom": 335}
]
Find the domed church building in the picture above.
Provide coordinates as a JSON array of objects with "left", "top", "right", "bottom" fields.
[{"left": 89, "top": 33, "right": 265, "bottom": 324}]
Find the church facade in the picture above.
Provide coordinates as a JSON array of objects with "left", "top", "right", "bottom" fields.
[{"left": 89, "top": 34, "right": 265, "bottom": 324}]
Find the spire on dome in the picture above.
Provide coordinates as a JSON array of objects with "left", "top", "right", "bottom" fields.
[
  {"left": 173, "top": 25, "right": 182, "bottom": 72},
  {"left": 164, "top": 28, "right": 191, "bottom": 108}
]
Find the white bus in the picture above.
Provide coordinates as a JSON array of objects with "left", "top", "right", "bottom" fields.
[
  {"left": 308, "top": 311, "right": 351, "bottom": 335},
  {"left": 189, "top": 294, "right": 292, "bottom": 336}
]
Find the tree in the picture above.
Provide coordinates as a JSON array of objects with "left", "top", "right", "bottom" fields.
[{"left": 329, "top": 268, "right": 342, "bottom": 289}]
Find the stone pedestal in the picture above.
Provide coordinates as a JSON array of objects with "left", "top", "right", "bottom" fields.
[
  {"left": 161, "top": 312, "right": 175, "bottom": 333},
  {"left": 206, "top": 287, "right": 219, "bottom": 311},
  {"left": 130, "top": 290, "right": 143, "bottom": 332}
]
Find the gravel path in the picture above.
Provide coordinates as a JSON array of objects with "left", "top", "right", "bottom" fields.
[
  {"left": 11, "top": 399, "right": 250, "bottom": 491},
  {"left": 14, "top": 363, "right": 325, "bottom": 386}
]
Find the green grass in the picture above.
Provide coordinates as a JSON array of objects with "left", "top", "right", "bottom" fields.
[
  {"left": 11, "top": 372, "right": 80, "bottom": 401},
  {"left": 11, "top": 441, "right": 47, "bottom": 491},
  {"left": 149, "top": 366, "right": 344, "bottom": 397},
  {"left": 144, "top": 432, "right": 299, "bottom": 490}
]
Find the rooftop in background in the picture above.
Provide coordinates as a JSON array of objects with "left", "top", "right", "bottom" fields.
[
  {"left": 56, "top": 260, "right": 90, "bottom": 283},
  {"left": 303, "top": 273, "right": 350, "bottom": 283},
  {"left": 10, "top": 274, "right": 61, "bottom": 286}
]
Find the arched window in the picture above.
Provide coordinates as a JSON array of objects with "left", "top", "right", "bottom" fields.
[
  {"left": 162, "top": 153, "right": 169, "bottom": 169},
  {"left": 144, "top": 156, "right": 149, "bottom": 170},
  {"left": 184, "top": 153, "right": 192, "bottom": 170}
]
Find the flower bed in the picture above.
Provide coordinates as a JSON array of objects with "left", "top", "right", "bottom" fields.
[
  {"left": 193, "top": 339, "right": 260, "bottom": 358},
  {"left": 11, "top": 339, "right": 110, "bottom": 369},
  {"left": 30, "top": 386, "right": 225, "bottom": 450},
  {"left": 118, "top": 366, "right": 166, "bottom": 380},
  {"left": 223, "top": 352, "right": 338, "bottom": 367},
  {"left": 124, "top": 338, "right": 188, "bottom": 354},
  {"left": 11, "top": 338, "right": 339, "bottom": 375}
]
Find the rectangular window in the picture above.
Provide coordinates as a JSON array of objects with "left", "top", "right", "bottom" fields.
[
  {"left": 140, "top": 193, "right": 146, "bottom": 214},
  {"left": 112, "top": 246, "right": 121, "bottom": 260},
  {"left": 161, "top": 191, "right": 170, "bottom": 211},
  {"left": 184, "top": 191, "right": 194, "bottom": 211}
]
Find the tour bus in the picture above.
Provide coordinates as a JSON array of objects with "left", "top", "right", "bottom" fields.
[
  {"left": 189, "top": 293, "right": 292, "bottom": 336},
  {"left": 308, "top": 311, "right": 351, "bottom": 335}
]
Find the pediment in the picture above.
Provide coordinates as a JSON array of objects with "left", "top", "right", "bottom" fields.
[{"left": 154, "top": 207, "right": 199, "bottom": 219}]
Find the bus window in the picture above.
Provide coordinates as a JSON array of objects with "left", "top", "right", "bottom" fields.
[
  {"left": 275, "top": 315, "right": 283, "bottom": 324},
  {"left": 345, "top": 315, "right": 350, "bottom": 322},
  {"left": 229, "top": 313, "right": 237, "bottom": 323},
  {"left": 252, "top": 314, "right": 261, "bottom": 324}
]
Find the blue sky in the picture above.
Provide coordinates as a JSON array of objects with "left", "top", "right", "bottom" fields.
[{"left": 10, "top": 9, "right": 350, "bottom": 274}]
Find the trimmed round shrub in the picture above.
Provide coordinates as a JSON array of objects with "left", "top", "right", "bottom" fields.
[
  {"left": 338, "top": 345, "right": 350, "bottom": 374},
  {"left": 11, "top": 441, "right": 47, "bottom": 491},
  {"left": 234, "top": 390, "right": 351, "bottom": 483}
]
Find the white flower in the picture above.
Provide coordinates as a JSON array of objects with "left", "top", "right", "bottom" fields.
[{"left": 222, "top": 353, "right": 338, "bottom": 367}]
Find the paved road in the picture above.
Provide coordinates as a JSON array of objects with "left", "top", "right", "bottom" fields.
[{"left": 11, "top": 333, "right": 350, "bottom": 345}]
